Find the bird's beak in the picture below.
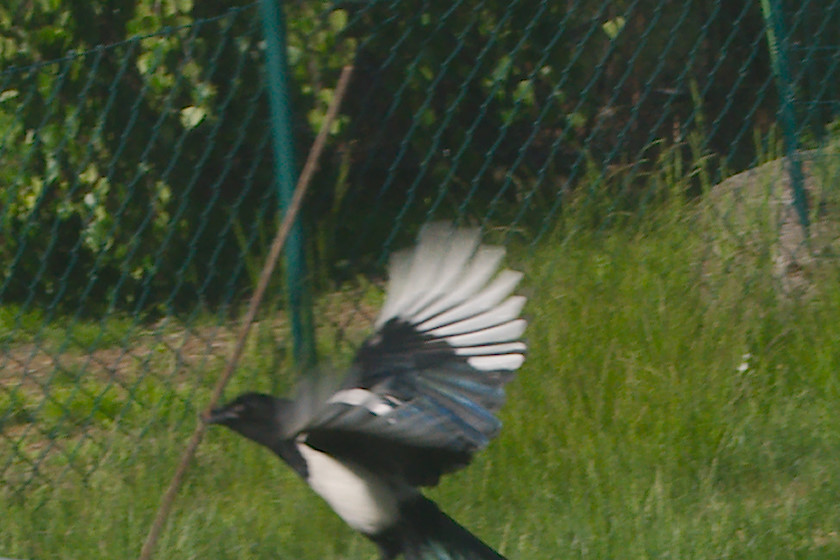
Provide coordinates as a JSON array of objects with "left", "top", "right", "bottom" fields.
[{"left": 203, "top": 406, "right": 238, "bottom": 424}]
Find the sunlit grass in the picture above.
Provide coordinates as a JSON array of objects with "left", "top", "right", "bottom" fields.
[{"left": 4, "top": 178, "right": 840, "bottom": 559}]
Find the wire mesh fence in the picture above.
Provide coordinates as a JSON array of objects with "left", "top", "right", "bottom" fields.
[{"left": 1, "top": 0, "right": 840, "bottom": 507}]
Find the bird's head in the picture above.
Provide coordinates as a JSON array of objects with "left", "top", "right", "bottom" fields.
[{"left": 205, "top": 392, "right": 285, "bottom": 449}]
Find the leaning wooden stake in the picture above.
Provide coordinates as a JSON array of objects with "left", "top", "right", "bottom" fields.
[{"left": 138, "top": 65, "right": 354, "bottom": 560}]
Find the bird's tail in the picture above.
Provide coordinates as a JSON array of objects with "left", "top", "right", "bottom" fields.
[{"left": 386, "top": 497, "right": 507, "bottom": 560}]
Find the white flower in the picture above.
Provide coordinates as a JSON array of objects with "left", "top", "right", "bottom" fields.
[{"left": 737, "top": 352, "right": 752, "bottom": 373}]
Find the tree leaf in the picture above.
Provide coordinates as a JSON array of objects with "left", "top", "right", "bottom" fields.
[{"left": 179, "top": 105, "right": 206, "bottom": 129}]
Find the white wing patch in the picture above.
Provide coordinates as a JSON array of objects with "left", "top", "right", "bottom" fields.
[
  {"left": 375, "top": 223, "right": 527, "bottom": 373},
  {"left": 327, "top": 388, "right": 399, "bottom": 416},
  {"left": 443, "top": 319, "right": 527, "bottom": 348},
  {"left": 467, "top": 354, "right": 525, "bottom": 371},
  {"left": 416, "top": 269, "right": 521, "bottom": 331},
  {"left": 426, "top": 295, "right": 526, "bottom": 337}
]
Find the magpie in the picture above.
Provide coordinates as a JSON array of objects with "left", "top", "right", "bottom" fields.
[{"left": 206, "top": 222, "right": 526, "bottom": 560}]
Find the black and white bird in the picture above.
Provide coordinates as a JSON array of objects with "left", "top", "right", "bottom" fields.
[{"left": 206, "top": 223, "right": 526, "bottom": 560}]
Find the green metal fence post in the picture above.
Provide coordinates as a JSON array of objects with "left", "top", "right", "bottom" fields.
[
  {"left": 761, "top": 0, "right": 810, "bottom": 233},
  {"left": 258, "top": 0, "right": 316, "bottom": 367}
]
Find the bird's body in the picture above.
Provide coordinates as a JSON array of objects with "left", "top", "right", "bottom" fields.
[
  {"left": 295, "top": 439, "right": 402, "bottom": 535},
  {"left": 208, "top": 223, "right": 526, "bottom": 559}
]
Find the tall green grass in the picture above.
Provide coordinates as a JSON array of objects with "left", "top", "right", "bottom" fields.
[{"left": 4, "top": 179, "right": 840, "bottom": 559}]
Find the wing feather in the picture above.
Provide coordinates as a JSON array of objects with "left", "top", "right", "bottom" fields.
[{"left": 298, "top": 223, "right": 527, "bottom": 487}]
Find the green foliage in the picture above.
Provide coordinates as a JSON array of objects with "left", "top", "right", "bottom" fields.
[
  {"left": 320, "top": 0, "right": 780, "bottom": 253},
  {"left": 0, "top": 1, "right": 354, "bottom": 313},
  {"left": 2, "top": 0, "right": 839, "bottom": 311},
  {"left": 1, "top": 3, "right": 262, "bottom": 312}
]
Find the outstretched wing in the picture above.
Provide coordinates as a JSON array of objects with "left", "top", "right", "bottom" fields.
[{"left": 298, "top": 223, "right": 526, "bottom": 486}]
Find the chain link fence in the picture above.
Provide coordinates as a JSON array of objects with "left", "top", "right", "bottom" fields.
[{"left": 1, "top": 0, "right": 839, "bottom": 503}]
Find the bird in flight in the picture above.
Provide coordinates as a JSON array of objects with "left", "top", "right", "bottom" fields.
[{"left": 207, "top": 222, "right": 527, "bottom": 559}]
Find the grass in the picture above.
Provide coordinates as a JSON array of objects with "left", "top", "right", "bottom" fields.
[{"left": 4, "top": 170, "right": 840, "bottom": 558}]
